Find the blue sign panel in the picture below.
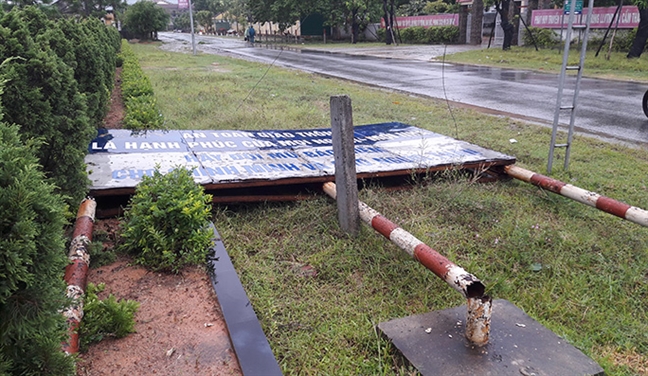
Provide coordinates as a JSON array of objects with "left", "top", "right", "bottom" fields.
[
  {"left": 563, "top": 0, "right": 583, "bottom": 14},
  {"left": 86, "top": 123, "right": 515, "bottom": 192}
]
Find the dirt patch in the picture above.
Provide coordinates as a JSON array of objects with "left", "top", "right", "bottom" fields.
[
  {"left": 103, "top": 68, "right": 125, "bottom": 130},
  {"left": 77, "top": 65, "right": 242, "bottom": 375},
  {"left": 76, "top": 252, "right": 241, "bottom": 376}
]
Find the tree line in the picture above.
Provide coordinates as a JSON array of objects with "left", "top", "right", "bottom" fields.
[{"left": 213, "top": 0, "right": 646, "bottom": 55}]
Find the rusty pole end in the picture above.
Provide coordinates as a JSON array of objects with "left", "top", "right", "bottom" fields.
[{"left": 465, "top": 295, "right": 493, "bottom": 346}]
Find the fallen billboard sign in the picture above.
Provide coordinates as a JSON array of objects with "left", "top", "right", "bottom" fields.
[{"left": 86, "top": 122, "right": 515, "bottom": 195}]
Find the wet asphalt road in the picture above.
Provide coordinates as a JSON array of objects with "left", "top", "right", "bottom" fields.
[{"left": 158, "top": 32, "right": 648, "bottom": 147}]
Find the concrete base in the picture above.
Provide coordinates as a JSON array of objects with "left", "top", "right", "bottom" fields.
[{"left": 378, "top": 299, "right": 604, "bottom": 376}]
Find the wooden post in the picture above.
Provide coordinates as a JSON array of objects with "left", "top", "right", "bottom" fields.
[{"left": 330, "top": 95, "right": 359, "bottom": 235}]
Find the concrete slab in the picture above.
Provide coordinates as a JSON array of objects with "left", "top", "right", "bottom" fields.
[{"left": 378, "top": 299, "right": 604, "bottom": 376}]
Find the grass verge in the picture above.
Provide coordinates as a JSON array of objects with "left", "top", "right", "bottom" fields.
[
  {"left": 131, "top": 41, "right": 648, "bottom": 375},
  {"left": 444, "top": 46, "right": 648, "bottom": 82}
]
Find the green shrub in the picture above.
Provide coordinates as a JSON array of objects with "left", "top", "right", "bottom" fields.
[
  {"left": 426, "top": 25, "right": 459, "bottom": 44},
  {"left": 120, "top": 41, "right": 165, "bottom": 130},
  {"left": 16, "top": 8, "right": 118, "bottom": 126},
  {"left": 88, "top": 230, "right": 117, "bottom": 268},
  {"left": 400, "top": 26, "right": 426, "bottom": 43},
  {"left": 0, "top": 7, "right": 94, "bottom": 206},
  {"left": 398, "top": 25, "right": 459, "bottom": 44},
  {"left": 441, "top": 26, "right": 459, "bottom": 43},
  {"left": 120, "top": 45, "right": 155, "bottom": 98},
  {"left": 0, "top": 122, "right": 75, "bottom": 375},
  {"left": 588, "top": 29, "right": 637, "bottom": 52},
  {"left": 523, "top": 26, "right": 559, "bottom": 48},
  {"left": 119, "top": 167, "right": 214, "bottom": 273},
  {"left": 376, "top": 27, "right": 386, "bottom": 42},
  {"left": 53, "top": 19, "right": 109, "bottom": 127},
  {"left": 123, "top": 94, "right": 164, "bottom": 130},
  {"left": 79, "top": 283, "right": 139, "bottom": 352}
]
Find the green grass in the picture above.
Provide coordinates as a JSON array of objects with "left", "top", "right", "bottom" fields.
[
  {"left": 131, "top": 42, "right": 648, "bottom": 375},
  {"left": 444, "top": 46, "right": 648, "bottom": 82}
]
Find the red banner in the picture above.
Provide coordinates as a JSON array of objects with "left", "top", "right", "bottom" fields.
[
  {"left": 531, "top": 6, "right": 640, "bottom": 28},
  {"left": 178, "top": 0, "right": 188, "bottom": 9},
  {"left": 381, "top": 14, "right": 459, "bottom": 28}
]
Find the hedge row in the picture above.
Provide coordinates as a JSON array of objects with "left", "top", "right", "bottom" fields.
[
  {"left": 0, "top": 121, "right": 75, "bottom": 375},
  {"left": 0, "top": 6, "right": 121, "bottom": 206},
  {"left": 120, "top": 40, "right": 165, "bottom": 130},
  {"left": 523, "top": 26, "right": 642, "bottom": 52},
  {"left": 0, "top": 6, "right": 120, "bottom": 375},
  {"left": 377, "top": 25, "right": 460, "bottom": 44}
]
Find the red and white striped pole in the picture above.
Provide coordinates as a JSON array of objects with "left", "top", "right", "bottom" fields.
[
  {"left": 62, "top": 198, "right": 96, "bottom": 355},
  {"left": 323, "top": 182, "right": 492, "bottom": 346},
  {"left": 505, "top": 165, "right": 648, "bottom": 227}
]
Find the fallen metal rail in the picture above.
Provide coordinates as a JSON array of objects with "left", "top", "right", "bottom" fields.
[
  {"left": 505, "top": 165, "right": 648, "bottom": 227},
  {"left": 323, "top": 182, "right": 492, "bottom": 346},
  {"left": 62, "top": 198, "right": 96, "bottom": 354}
]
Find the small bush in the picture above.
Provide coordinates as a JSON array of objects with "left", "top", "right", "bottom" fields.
[
  {"left": 523, "top": 27, "right": 559, "bottom": 48},
  {"left": 376, "top": 27, "right": 386, "bottom": 42},
  {"left": 119, "top": 167, "right": 214, "bottom": 273},
  {"left": 400, "top": 26, "right": 426, "bottom": 43},
  {"left": 427, "top": 25, "right": 459, "bottom": 44},
  {"left": 123, "top": 94, "right": 164, "bottom": 130},
  {"left": 397, "top": 25, "right": 459, "bottom": 44},
  {"left": 79, "top": 283, "right": 139, "bottom": 352},
  {"left": 588, "top": 29, "right": 637, "bottom": 52},
  {"left": 120, "top": 41, "right": 165, "bottom": 130},
  {"left": 88, "top": 229, "right": 117, "bottom": 268}
]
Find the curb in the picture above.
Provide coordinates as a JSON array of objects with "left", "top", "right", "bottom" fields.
[{"left": 208, "top": 223, "right": 283, "bottom": 376}]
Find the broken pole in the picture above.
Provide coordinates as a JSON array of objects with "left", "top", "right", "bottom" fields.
[
  {"left": 505, "top": 165, "right": 648, "bottom": 227},
  {"left": 330, "top": 95, "right": 359, "bottom": 235},
  {"left": 62, "top": 198, "right": 96, "bottom": 354},
  {"left": 322, "top": 182, "right": 492, "bottom": 346}
]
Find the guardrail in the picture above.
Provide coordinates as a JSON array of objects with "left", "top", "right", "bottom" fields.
[
  {"left": 323, "top": 182, "right": 492, "bottom": 346},
  {"left": 505, "top": 165, "right": 648, "bottom": 227}
]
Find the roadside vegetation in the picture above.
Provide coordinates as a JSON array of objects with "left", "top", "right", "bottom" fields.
[
  {"left": 120, "top": 40, "right": 166, "bottom": 130},
  {"left": 260, "top": 33, "right": 648, "bottom": 82},
  {"left": 133, "top": 42, "right": 648, "bottom": 375},
  {"left": 119, "top": 167, "right": 214, "bottom": 273},
  {"left": 0, "top": 7, "right": 120, "bottom": 374},
  {"left": 445, "top": 45, "right": 648, "bottom": 82}
]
